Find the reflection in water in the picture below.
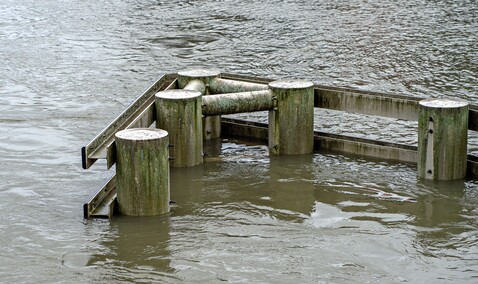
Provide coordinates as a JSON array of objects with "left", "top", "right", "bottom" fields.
[
  {"left": 89, "top": 140, "right": 477, "bottom": 281},
  {"left": 268, "top": 154, "right": 316, "bottom": 216},
  {"left": 87, "top": 216, "right": 176, "bottom": 282}
]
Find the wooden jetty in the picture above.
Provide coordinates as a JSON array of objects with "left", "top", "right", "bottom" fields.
[{"left": 82, "top": 71, "right": 478, "bottom": 219}]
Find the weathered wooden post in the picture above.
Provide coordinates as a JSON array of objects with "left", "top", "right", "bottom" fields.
[
  {"left": 268, "top": 80, "right": 314, "bottom": 155},
  {"left": 418, "top": 99, "right": 469, "bottom": 180},
  {"left": 115, "top": 128, "right": 170, "bottom": 216},
  {"left": 155, "top": 89, "right": 203, "bottom": 167},
  {"left": 177, "top": 69, "right": 221, "bottom": 139}
]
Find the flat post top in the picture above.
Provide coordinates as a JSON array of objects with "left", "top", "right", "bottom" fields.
[
  {"left": 156, "top": 89, "right": 202, "bottom": 100},
  {"left": 115, "top": 128, "right": 168, "bottom": 141},
  {"left": 269, "top": 79, "right": 313, "bottom": 89},
  {"left": 178, "top": 68, "right": 221, "bottom": 78},
  {"left": 419, "top": 98, "right": 468, "bottom": 108}
]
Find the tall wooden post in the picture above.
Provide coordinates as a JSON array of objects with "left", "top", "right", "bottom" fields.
[
  {"left": 418, "top": 99, "right": 469, "bottom": 180},
  {"left": 115, "top": 128, "right": 170, "bottom": 216},
  {"left": 155, "top": 89, "right": 203, "bottom": 167},
  {"left": 268, "top": 80, "right": 314, "bottom": 155},
  {"left": 177, "top": 69, "right": 221, "bottom": 140}
]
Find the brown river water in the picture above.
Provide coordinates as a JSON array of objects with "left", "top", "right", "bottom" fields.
[{"left": 0, "top": 0, "right": 477, "bottom": 283}]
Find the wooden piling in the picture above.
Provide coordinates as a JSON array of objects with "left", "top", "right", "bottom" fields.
[
  {"left": 418, "top": 99, "right": 469, "bottom": 180},
  {"left": 268, "top": 80, "right": 314, "bottom": 155},
  {"left": 155, "top": 89, "right": 203, "bottom": 167},
  {"left": 178, "top": 69, "right": 221, "bottom": 139},
  {"left": 115, "top": 128, "right": 170, "bottom": 216}
]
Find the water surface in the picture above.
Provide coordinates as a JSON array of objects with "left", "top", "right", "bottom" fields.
[{"left": 0, "top": 0, "right": 477, "bottom": 282}]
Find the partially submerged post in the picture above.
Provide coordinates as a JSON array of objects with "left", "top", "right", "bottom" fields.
[
  {"left": 155, "top": 89, "right": 203, "bottom": 167},
  {"left": 178, "top": 69, "right": 221, "bottom": 140},
  {"left": 115, "top": 128, "right": 170, "bottom": 216},
  {"left": 268, "top": 80, "right": 314, "bottom": 155},
  {"left": 418, "top": 99, "right": 469, "bottom": 180}
]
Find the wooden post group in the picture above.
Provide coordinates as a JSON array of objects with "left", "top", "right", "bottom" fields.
[{"left": 114, "top": 70, "right": 316, "bottom": 216}]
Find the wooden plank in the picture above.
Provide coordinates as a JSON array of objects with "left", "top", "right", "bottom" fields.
[
  {"left": 219, "top": 74, "right": 478, "bottom": 130},
  {"left": 221, "top": 118, "right": 417, "bottom": 163},
  {"left": 221, "top": 117, "right": 478, "bottom": 176},
  {"left": 316, "top": 134, "right": 417, "bottom": 163},
  {"left": 81, "top": 74, "right": 177, "bottom": 169},
  {"left": 314, "top": 87, "right": 421, "bottom": 121},
  {"left": 221, "top": 118, "right": 269, "bottom": 142}
]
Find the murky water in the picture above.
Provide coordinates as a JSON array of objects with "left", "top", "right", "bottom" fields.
[{"left": 0, "top": 0, "right": 477, "bottom": 282}]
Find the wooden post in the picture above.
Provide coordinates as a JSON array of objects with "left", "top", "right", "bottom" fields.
[
  {"left": 418, "top": 99, "right": 469, "bottom": 180},
  {"left": 115, "top": 128, "right": 170, "bottom": 216},
  {"left": 268, "top": 80, "right": 314, "bottom": 155},
  {"left": 177, "top": 69, "right": 221, "bottom": 139},
  {"left": 155, "top": 89, "right": 203, "bottom": 167}
]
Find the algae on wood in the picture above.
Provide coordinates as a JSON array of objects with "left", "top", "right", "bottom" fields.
[
  {"left": 177, "top": 69, "right": 221, "bottom": 139},
  {"left": 202, "top": 90, "right": 274, "bottom": 115},
  {"left": 418, "top": 99, "right": 468, "bottom": 180},
  {"left": 115, "top": 128, "right": 170, "bottom": 216},
  {"left": 156, "top": 89, "right": 203, "bottom": 167},
  {"left": 268, "top": 80, "right": 314, "bottom": 155}
]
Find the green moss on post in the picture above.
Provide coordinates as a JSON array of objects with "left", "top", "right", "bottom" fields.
[
  {"left": 202, "top": 90, "right": 274, "bottom": 115},
  {"left": 208, "top": 78, "right": 269, "bottom": 94},
  {"left": 115, "top": 128, "right": 170, "bottom": 216},
  {"left": 178, "top": 69, "right": 221, "bottom": 139},
  {"left": 418, "top": 99, "right": 469, "bottom": 180},
  {"left": 155, "top": 90, "right": 203, "bottom": 167},
  {"left": 268, "top": 80, "right": 314, "bottom": 155}
]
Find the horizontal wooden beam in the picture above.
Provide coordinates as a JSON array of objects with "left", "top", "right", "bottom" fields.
[
  {"left": 221, "top": 118, "right": 417, "bottom": 163},
  {"left": 314, "top": 86, "right": 421, "bottom": 121},
  {"left": 202, "top": 90, "right": 274, "bottom": 116}
]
